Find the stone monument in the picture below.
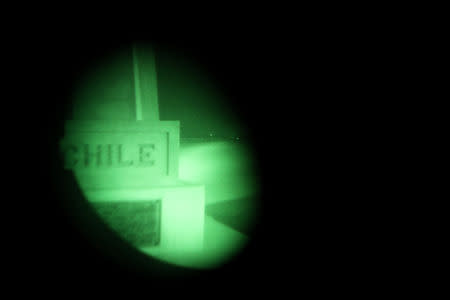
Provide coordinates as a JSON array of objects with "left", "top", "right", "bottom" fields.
[{"left": 60, "top": 45, "right": 205, "bottom": 258}]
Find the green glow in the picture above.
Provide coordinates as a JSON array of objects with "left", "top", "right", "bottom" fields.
[
  {"left": 61, "top": 44, "right": 260, "bottom": 270},
  {"left": 179, "top": 140, "right": 259, "bottom": 204}
]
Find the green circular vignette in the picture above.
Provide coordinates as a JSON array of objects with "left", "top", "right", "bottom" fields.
[{"left": 59, "top": 42, "right": 262, "bottom": 271}]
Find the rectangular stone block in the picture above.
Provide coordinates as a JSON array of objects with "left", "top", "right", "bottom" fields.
[
  {"left": 84, "top": 182, "right": 205, "bottom": 252},
  {"left": 60, "top": 120, "right": 180, "bottom": 189}
]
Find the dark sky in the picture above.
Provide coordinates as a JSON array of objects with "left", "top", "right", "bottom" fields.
[
  {"left": 156, "top": 47, "right": 243, "bottom": 138},
  {"left": 69, "top": 44, "right": 248, "bottom": 139}
]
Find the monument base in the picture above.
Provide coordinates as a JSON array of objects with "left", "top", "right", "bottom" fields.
[{"left": 82, "top": 180, "right": 205, "bottom": 253}]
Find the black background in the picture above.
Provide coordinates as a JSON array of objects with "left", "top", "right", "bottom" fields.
[{"left": 7, "top": 20, "right": 398, "bottom": 293}]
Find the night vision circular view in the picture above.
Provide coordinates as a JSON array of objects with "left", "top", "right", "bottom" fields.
[{"left": 59, "top": 42, "right": 261, "bottom": 270}]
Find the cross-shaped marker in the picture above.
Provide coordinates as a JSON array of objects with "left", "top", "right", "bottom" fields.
[{"left": 132, "top": 44, "right": 160, "bottom": 122}]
